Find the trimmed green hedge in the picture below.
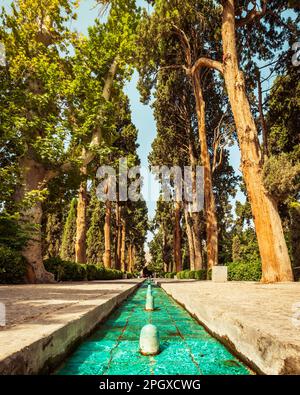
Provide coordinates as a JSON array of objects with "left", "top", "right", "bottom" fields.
[
  {"left": 176, "top": 269, "right": 207, "bottom": 280},
  {"left": 0, "top": 245, "right": 27, "bottom": 284},
  {"left": 174, "top": 262, "right": 261, "bottom": 282},
  {"left": 44, "top": 257, "right": 123, "bottom": 281},
  {"left": 227, "top": 260, "right": 261, "bottom": 281},
  {"left": 164, "top": 271, "right": 176, "bottom": 278}
]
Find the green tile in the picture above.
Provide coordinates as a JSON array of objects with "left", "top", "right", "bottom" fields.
[{"left": 55, "top": 284, "right": 250, "bottom": 376}]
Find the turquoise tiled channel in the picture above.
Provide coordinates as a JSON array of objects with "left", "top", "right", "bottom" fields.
[{"left": 55, "top": 283, "right": 251, "bottom": 375}]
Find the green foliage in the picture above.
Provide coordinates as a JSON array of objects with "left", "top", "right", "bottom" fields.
[
  {"left": 44, "top": 256, "right": 86, "bottom": 281},
  {"left": 0, "top": 212, "right": 29, "bottom": 251},
  {"left": 0, "top": 212, "right": 29, "bottom": 284},
  {"left": 86, "top": 191, "right": 104, "bottom": 264},
  {"left": 44, "top": 256, "right": 123, "bottom": 281},
  {"left": 43, "top": 212, "right": 62, "bottom": 259},
  {"left": 60, "top": 198, "right": 77, "bottom": 261},
  {"left": 176, "top": 269, "right": 207, "bottom": 280},
  {"left": 0, "top": 245, "right": 27, "bottom": 284},
  {"left": 227, "top": 261, "right": 262, "bottom": 282},
  {"left": 289, "top": 202, "right": 300, "bottom": 280},
  {"left": 263, "top": 153, "right": 300, "bottom": 202},
  {"left": 164, "top": 272, "right": 176, "bottom": 278},
  {"left": 231, "top": 229, "right": 260, "bottom": 264}
]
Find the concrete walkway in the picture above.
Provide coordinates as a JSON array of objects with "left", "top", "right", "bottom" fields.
[
  {"left": 0, "top": 279, "right": 143, "bottom": 374},
  {"left": 158, "top": 280, "right": 300, "bottom": 375}
]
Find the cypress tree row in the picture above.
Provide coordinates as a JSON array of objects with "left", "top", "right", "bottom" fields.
[{"left": 60, "top": 198, "right": 77, "bottom": 262}]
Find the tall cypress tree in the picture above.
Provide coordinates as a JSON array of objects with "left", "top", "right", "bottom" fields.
[
  {"left": 60, "top": 198, "right": 77, "bottom": 261},
  {"left": 86, "top": 190, "right": 104, "bottom": 264}
]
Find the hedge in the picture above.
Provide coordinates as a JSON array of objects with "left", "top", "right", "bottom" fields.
[
  {"left": 44, "top": 257, "right": 123, "bottom": 281},
  {"left": 226, "top": 260, "right": 262, "bottom": 281},
  {"left": 164, "top": 271, "right": 176, "bottom": 278},
  {"left": 0, "top": 245, "right": 27, "bottom": 284},
  {"left": 174, "top": 262, "right": 261, "bottom": 281},
  {"left": 176, "top": 269, "right": 207, "bottom": 280}
]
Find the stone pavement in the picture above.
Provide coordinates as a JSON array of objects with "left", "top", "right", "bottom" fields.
[
  {"left": 158, "top": 280, "right": 300, "bottom": 375},
  {"left": 0, "top": 279, "right": 143, "bottom": 374}
]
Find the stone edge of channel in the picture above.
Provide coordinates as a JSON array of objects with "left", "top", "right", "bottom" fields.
[
  {"left": 157, "top": 281, "right": 300, "bottom": 375},
  {"left": 0, "top": 281, "right": 142, "bottom": 375}
]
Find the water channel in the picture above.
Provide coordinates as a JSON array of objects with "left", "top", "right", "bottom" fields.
[{"left": 56, "top": 283, "right": 250, "bottom": 375}]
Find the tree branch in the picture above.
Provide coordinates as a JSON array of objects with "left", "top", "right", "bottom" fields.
[
  {"left": 171, "top": 23, "right": 192, "bottom": 66},
  {"left": 190, "top": 57, "right": 224, "bottom": 75},
  {"left": 236, "top": 0, "right": 268, "bottom": 27}
]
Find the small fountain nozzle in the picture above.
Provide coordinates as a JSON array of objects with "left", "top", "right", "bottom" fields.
[{"left": 140, "top": 324, "right": 160, "bottom": 355}]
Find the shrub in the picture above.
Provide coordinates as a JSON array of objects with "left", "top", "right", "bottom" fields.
[
  {"left": 44, "top": 257, "right": 65, "bottom": 281},
  {"left": 164, "top": 271, "right": 177, "bottom": 278},
  {"left": 194, "top": 270, "right": 207, "bottom": 280},
  {"left": 84, "top": 264, "right": 100, "bottom": 281},
  {"left": 0, "top": 245, "right": 27, "bottom": 284},
  {"left": 176, "top": 269, "right": 207, "bottom": 280},
  {"left": 56, "top": 260, "right": 86, "bottom": 281},
  {"left": 44, "top": 258, "right": 123, "bottom": 282},
  {"left": 227, "top": 260, "right": 262, "bottom": 281}
]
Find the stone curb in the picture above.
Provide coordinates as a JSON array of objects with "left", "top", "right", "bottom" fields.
[
  {"left": 158, "top": 281, "right": 300, "bottom": 375},
  {"left": 0, "top": 280, "right": 142, "bottom": 375}
]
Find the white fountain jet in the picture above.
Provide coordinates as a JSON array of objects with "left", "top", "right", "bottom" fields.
[
  {"left": 140, "top": 324, "right": 160, "bottom": 355},
  {"left": 145, "top": 292, "right": 154, "bottom": 311}
]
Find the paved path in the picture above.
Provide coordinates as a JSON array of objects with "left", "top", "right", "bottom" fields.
[
  {"left": 0, "top": 279, "right": 143, "bottom": 374},
  {"left": 158, "top": 280, "right": 300, "bottom": 375}
]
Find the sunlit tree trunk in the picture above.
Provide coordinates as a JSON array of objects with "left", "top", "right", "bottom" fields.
[
  {"left": 174, "top": 200, "right": 182, "bottom": 272},
  {"left": 188, "top": 140, "right": 203, "bottom": 270},
  {"left": 132, "top": 245, "right": 135, "bottom": 273},
  {"left": 103, "top": 200, "right": 112, "bottom": 269},
  {"left": 162, "top": 224, "right": 168, "bottom": 272},
  {"left": 222, "top": 0, "right": 293, "bottom": 282},
  {"left": 115, "top": 202, "right": 122, "bottom": 270},
  {"left": 15, "top": 158, "right": 54, "bottom": 283},
  {"left": 191, "top": 72, "right": 218, "bottom": 269},
  {"left": 184, "top": 206, "right": 195, "bottom": 270},
  {"left": 75, "top": 166, "right": 87, "bottom": 264},
  {"left": 192, "top": 212, "right": 203, "bottom": 270},
  {"left": 127, "top": 243, "right": 134, "bottom": 273},
  {"left": 120, "top": 215, "right": 126, "bottom": 272}
]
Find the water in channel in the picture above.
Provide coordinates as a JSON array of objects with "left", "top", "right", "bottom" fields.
[{"left": 56, "top": 283, "right": 251, "bottom": 375}]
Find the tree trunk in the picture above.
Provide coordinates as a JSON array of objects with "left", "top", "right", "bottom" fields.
[
  {"left": 103, "top": 200, "right": 112, "bottom": 269},
  {"left": 132, "top": 245, "right": 135, "bottom": 273},
  {"left": 192, "top": 212, "right": 203, "bottom": 270},
  {"left": 75, "top": 60, "right": 119, "bottom": 264},
  {"left": 184, "top": 206, "right": 195, "bottom": 270},
  {"left": 162, "top": 225, "right": 169, "bottom": 272},
  {"left": 115, "top": 202, "right": 122, "bottom": 270},
  {"left": 127, "top": 243, "right": 133, "bottom": 273},
  {"left": 15, "top": 158, "right": 54, "bottom": 283},
  {"left": 174, "top": 201, "right": 182, "bottom": 272},
  {"left": 191, "top": 72, "right": 218, "bottom": 269},
  {"left": 222, "top": 0, "right": 293, "bottom": 282},
  {"left": 75, "top": 167, "right": 87, "bottom": 264},
  {"left": 120, "top": 215, "right": 126, "bottom": 272},
  {"left": 256, "top": 68, "right": 268, "bottom": 159},
  {"left": 188, "top": 140, "right": 204, "bottom": 270}
]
